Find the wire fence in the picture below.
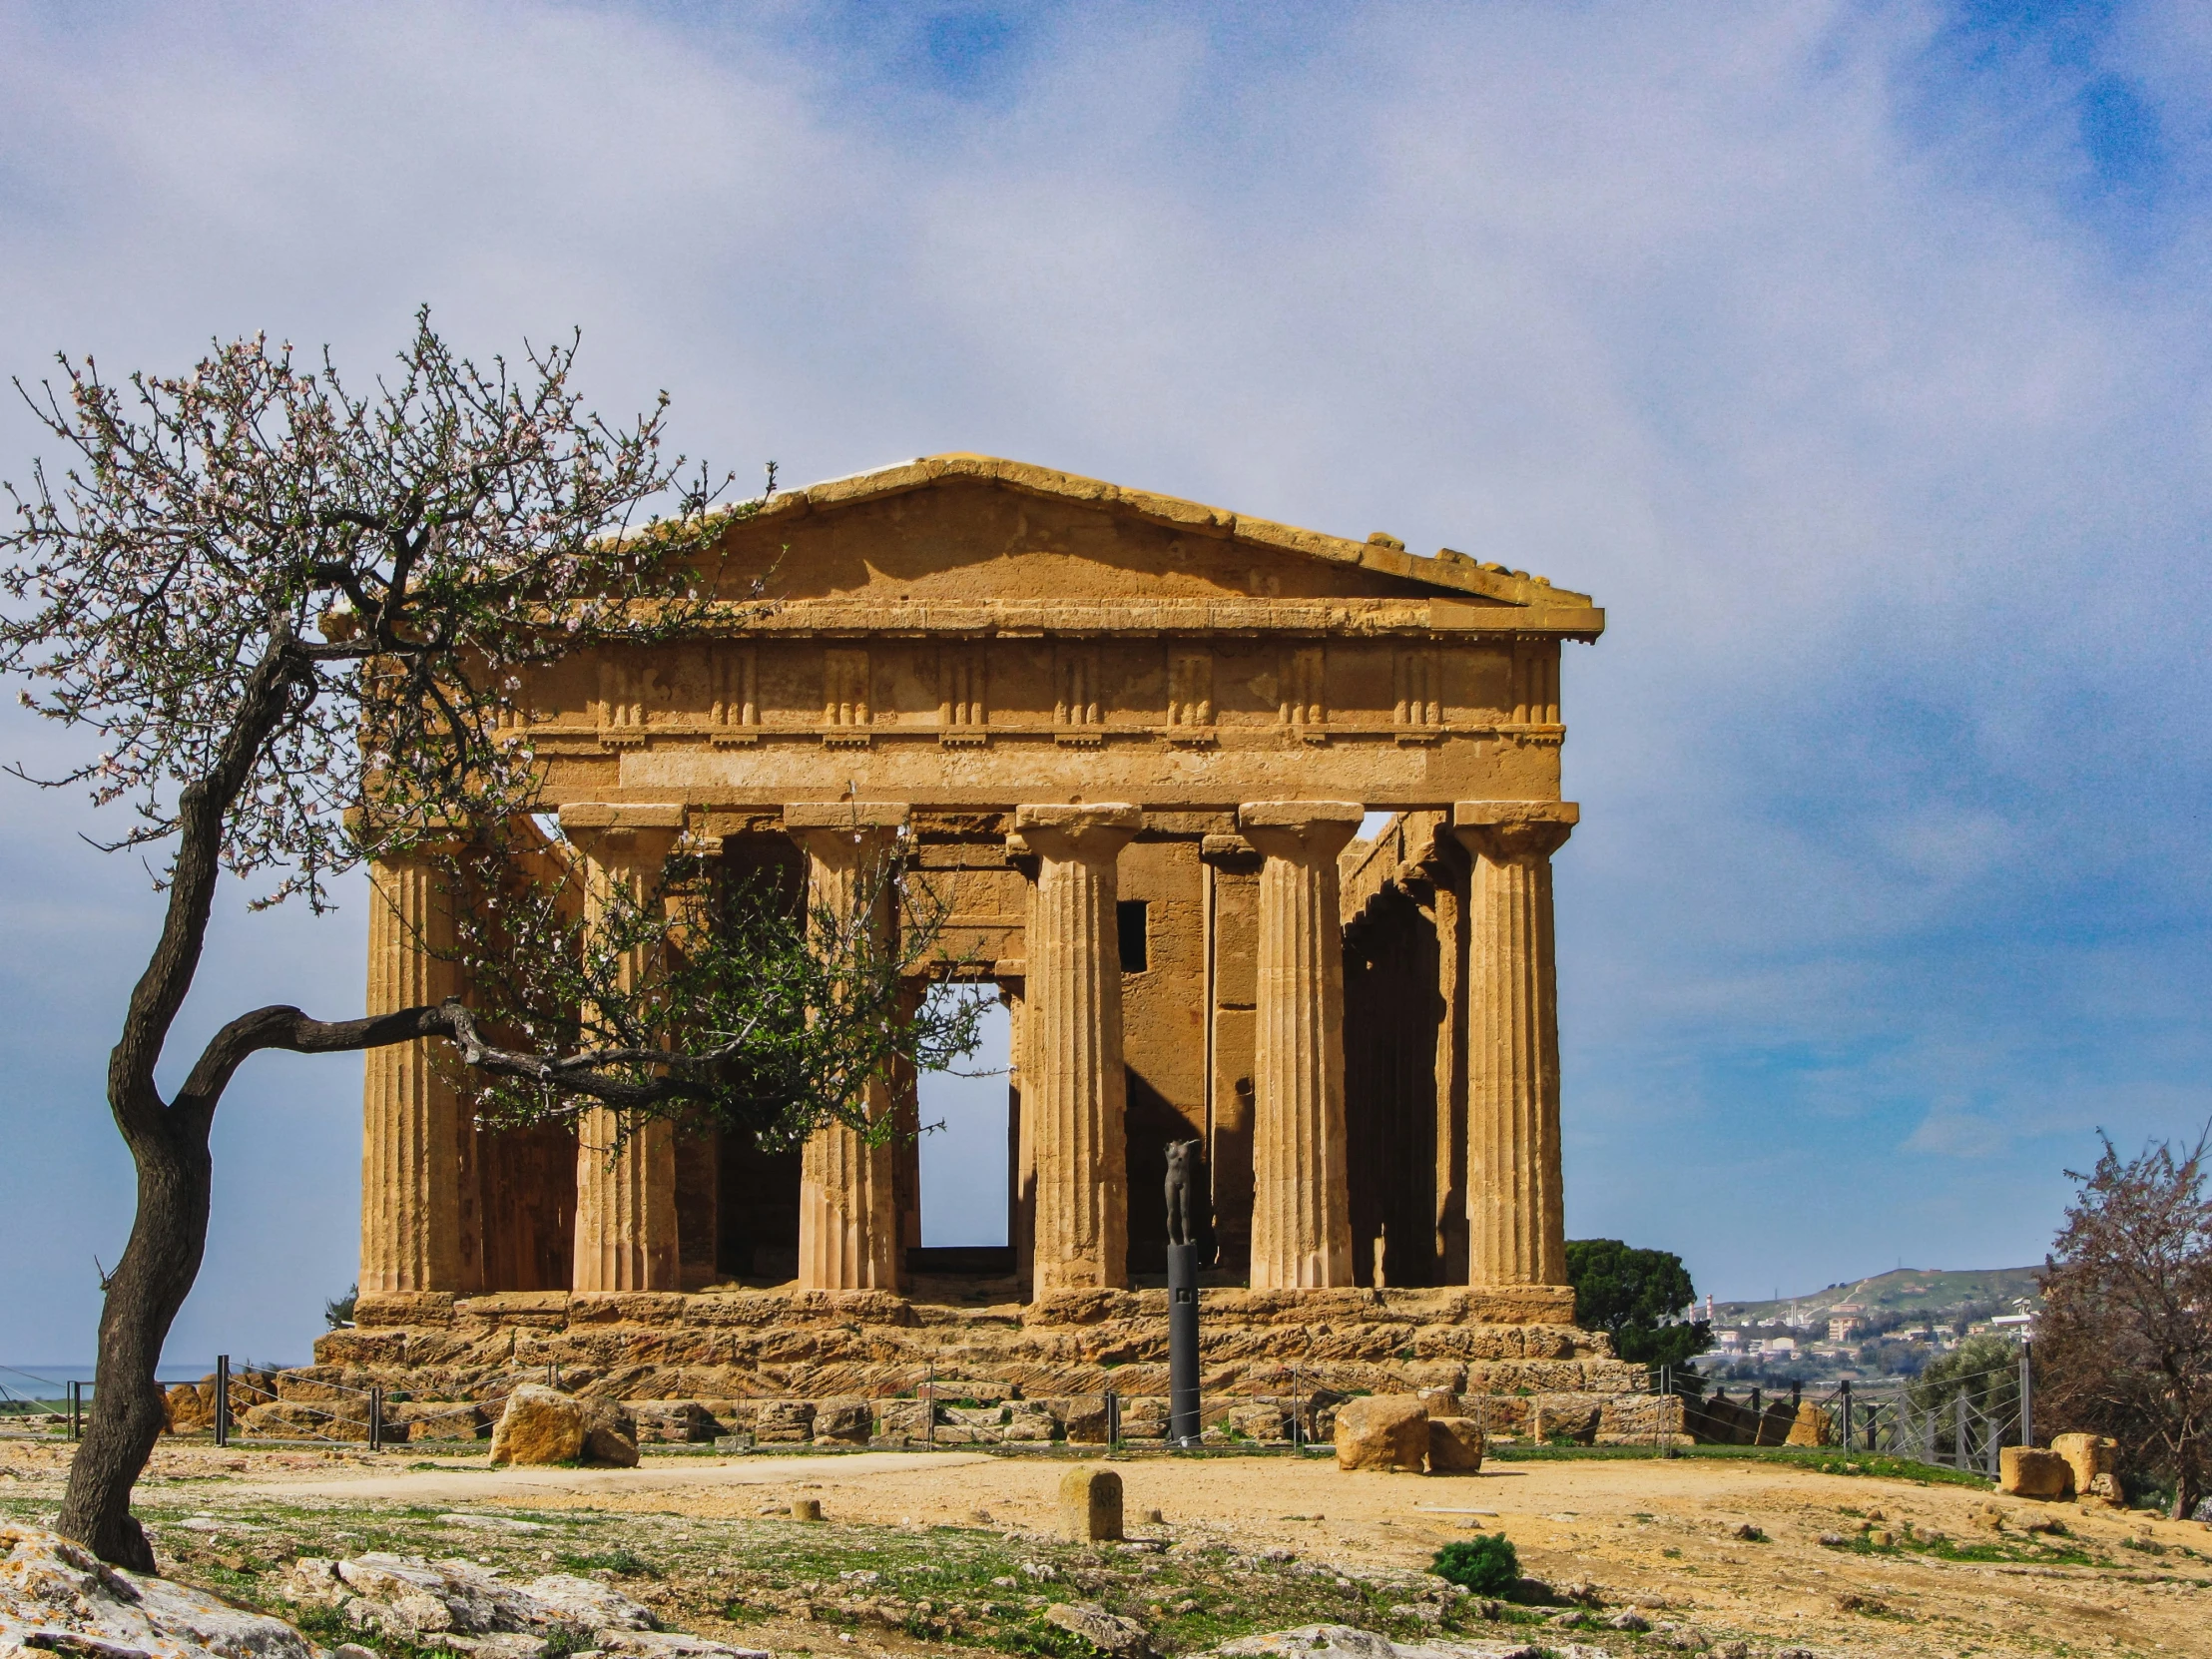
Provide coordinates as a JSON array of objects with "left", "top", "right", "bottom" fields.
[{"left": 1658, "top": 1350, "right": 2033, "bottom": 1475}]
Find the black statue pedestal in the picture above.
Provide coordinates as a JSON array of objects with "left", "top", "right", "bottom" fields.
[{"left": 1167, "top": 1240, "right": 1201, "bottom": 1446}]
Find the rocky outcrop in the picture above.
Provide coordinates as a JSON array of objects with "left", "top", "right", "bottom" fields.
[
  {"left": 1, "top": 1523, "right": 316, "bottom": 1659},
  {"left": 1210, "top": 1625, "right": 1543, "bottom": 1659}
]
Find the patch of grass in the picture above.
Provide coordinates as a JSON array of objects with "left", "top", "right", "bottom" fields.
[
  {"left": 556, "top": 1549, "right": 660, "bottom": 1577},
  {"left": 1430, "top": 1535, "right": 1518, "bottom": 1596},
  {"left": 1820, "top": 1527, "right": 2101, "bottom": 1568}
]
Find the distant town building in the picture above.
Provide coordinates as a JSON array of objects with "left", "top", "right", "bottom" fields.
[{"left": 1828, "top": 1316, "right": 1863, "bottom": 1343}]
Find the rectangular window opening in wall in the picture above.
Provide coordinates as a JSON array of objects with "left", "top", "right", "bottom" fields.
[{"left": 1118, "top": 899, "right": 1150, "bottom": 973}]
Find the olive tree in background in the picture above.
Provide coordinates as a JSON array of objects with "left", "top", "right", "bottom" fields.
[
  {"left": 0, "top": 314, "right": 978, "bottom": 1568},
  {"left": 2036, "top": 1131, "right": 2212, "bottom": 1519}
]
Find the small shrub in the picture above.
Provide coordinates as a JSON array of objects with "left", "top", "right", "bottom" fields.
[{"left": 1430, "top": 1534, "right": 1519, "bottom": 1596}]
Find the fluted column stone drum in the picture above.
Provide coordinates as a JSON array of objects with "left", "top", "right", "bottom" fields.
[
  {"left": 1239, "top": 801, "right": 1364, "bottom": 1289},
  {"left": 1452, "top": 800, "right": 1577, "bottom": 1294},
  {"left": 1014, "top": 802, "right": 1142, "bottom": 1297},
  {"left": 564, "top": 805, "right": 685, "bottom": 1293},
  {"left": 787, "top": 802, "right": 909, "bottom": 1292},
  {"left": 360, "top": 847, "right": 464, "bottom": 1294}
]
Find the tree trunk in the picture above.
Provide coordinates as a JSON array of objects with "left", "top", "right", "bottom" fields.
[{"left": 56, "top": 1108, "right": 214, "bottom": 1572}]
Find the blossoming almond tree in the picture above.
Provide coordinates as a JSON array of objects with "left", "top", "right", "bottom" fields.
[{"left": 0, "top": 313, "right": 978, "bottom": 1567}]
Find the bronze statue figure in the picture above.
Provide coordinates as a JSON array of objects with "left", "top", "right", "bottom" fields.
[{"left": 1165, "top": 1138, "right": 1203, "bottom": 1247}]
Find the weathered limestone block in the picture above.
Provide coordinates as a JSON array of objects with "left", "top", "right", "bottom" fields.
[
  {"left": 1784, "top": 1402, "right": 1834, "bottom": 1446},
  {"left": 2000, "top": 1446, "right": 2074, "bottom": 1499},
  {"left": 813, "top": 1397, "right": 873, "bottom": 1443},
  {"left": 392, "top": 1402, "right": 488, "bottom": 1441},
  {"left": 1004, "top": 1401, "right": 1058, "bottom": 1441},
  {"left": 1058, "top": 1464, "right": 1125, "bottom": 1541},
  {"left": 355, "top": 1292, "right": 457, "bottom": 1328},
  {"left": 1335, "top": 1395, "right": 1428, "bottom": 1471},
  {"left": 1043, "top": 1603, "right": 1147, "bottom": 1657},
  {"left": 1226, "top": 1403, "right": 1292, "bottom": 1442},
  {"left": 1427, "top": 1416, "right": 1485, "bottom": 1472},
  {"left": 630, "top": 1400, "right": 717, "bottom": 1442},
  {"left": 1060, "top": 1394, "right": 1110, "bottom": 1442},
  {"left": 753, "top": 1400, "right": 817, "bottom": 1442},
  {"left": 491, "top": 1385, "right": 588, "bottom": 1465},
  {"left": 2051, "top": 1432, "right": 2117, "bottom": 1500},
  {"left": 1528, "top": 1397, "right": 1600, "bottom": 1445},
  {"left": 581, "top": 1398, "right": 641, "bottom": 1466},
  {"left": 242, "top": 1399, "right": 386, "bottom": 1440}
]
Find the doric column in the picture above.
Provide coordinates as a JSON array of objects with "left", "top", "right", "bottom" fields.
[
  {"left": 361, "top": 849, "right": 463, "bottom": 1294},
  {"left": 786, "top": 803, "right": 908, "bottom": 1292},
  {"left": 564, "top": 804, "right": 685, "bottom": 1293},
  {"left": 1014, "top": 803, "right": 1142, "bottom": 1296},
  {"left": 1238, "top": 802, "right": 1364, "bottom": 1289},
  {"left": 1452, "top": 800, "right": 1577, "bottom": 1294}
]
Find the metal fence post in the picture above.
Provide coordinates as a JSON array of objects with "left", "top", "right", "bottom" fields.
[
  {"left": 368, "top": 1384, "right": 383, "bottom": 1451},
  {"left": 215, "top": 1356, "right": 230, "bottom": 1447},
  {"left": 1953, "top": 1393, "right": 1968, "bottom": 1471},
  {"left": 2019, "top": 1340, "right": 2032, "bottom": 1446},
  {"left": 69, "top": 1381, "right": 81, "bottom": 1440},
  {"left": 1106, "top": 1388, "right": 1120, "bottom": 1449},
  {"left": 1840, "top": 1380, "right": 1852, "bottom": 1451}
]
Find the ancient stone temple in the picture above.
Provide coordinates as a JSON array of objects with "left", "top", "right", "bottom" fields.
[{"left": 292, "top": 455, "right": 1676, "bottom": 1447}]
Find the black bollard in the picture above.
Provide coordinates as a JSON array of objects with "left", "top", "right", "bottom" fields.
[
  {"left": 1164, "top": 1136, "right": 1205, "bottom": 1447},
  {"left": 1168, "top": 1240, "right": 1201, "bottom": 1444}
]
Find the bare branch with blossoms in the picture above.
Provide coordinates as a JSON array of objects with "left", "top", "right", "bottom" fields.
[{"left": 0, "top": 312, "right": 930, "bottom": 1572}]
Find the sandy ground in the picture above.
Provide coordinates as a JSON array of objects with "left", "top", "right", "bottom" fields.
[{"left": 4, "top": 1436, "right": 2209, "bottom": 1656}]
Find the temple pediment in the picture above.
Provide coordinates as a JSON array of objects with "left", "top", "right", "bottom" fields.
[{"left": 703, "top": 454, "right": 1600, "bottom": 628}]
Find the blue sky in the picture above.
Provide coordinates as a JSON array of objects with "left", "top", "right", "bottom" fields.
[{"left": 2, "top": 0, "right": 2210, "bottom": 1366}]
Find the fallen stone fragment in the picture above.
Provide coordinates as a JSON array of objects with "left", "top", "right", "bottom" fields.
[
  {"left": 1, "top": 1523, "right": 315, "bottom": 1659},
  {"left": 1424, "top": 1418, "right": 1484, "bottom": 1475},
  {"left": 1999, "top": 1446, "right": 2072, "bottom": 1500},
  {"left": 1334, "top": 1398, "right": 1428, "bottom": 1473},
  {"left": 1044, "top": 1600, "right": 1150, "bottom": 1656},
  {"left": 489, "top": 1385, "right": 587, "bottom": 1467}
]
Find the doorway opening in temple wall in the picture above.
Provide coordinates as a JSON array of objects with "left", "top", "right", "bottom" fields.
[{"left": 916, "top": 987, "right": 1011, "bottom": 1250}]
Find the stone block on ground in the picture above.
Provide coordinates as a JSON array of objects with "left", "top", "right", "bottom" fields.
[
  {"left": 1783, "top": 1403, "right": 1833, "bottom": 1447},
  {"left": 1059, "top": 1463, "right": 1125, "bottom": 1541},
  {"left": 752, "top": 1399, "right": 815, "bottom": 1442},
  {"left": 581, "top": 1397, "right": 640, "bottom": 1466},
  {"left": 1426, "top": 1415, "right": 1485, "bottom": 1473},
  {"left": 1062, "top": 1394, "right": 1110, "bottom": 1443},
  {"left": 812, "top": 1396, "right": 872, "bottom": 1443},
  {"left": 874, "top": 1399, "right": 929, "bottom": 1438},
  {"left": 2051, "top": 1432, "right": 2116, "bottom": 1498},
  {"left": 1004, "top": 1401, "right": 1058, "bottom": 1441},
  {"left": 630, "top": 1400, "right": 717, "bottom": 1443},
  {"left": 2000, "top": 1446, "right": 2074, "bottom": 1500},
  {"left": 1527, "top": 1399, "right": 1600, "bottom": 1445},
  {"left": 1044, "top": 1602, "right": 1149, "bottom": 1656},
  {"left": 1335, "top": 1395, "right": 1428, "bottom": 1472},
  {"left": 490, "top": 1383, "right": 587, "bottom": 1466}
]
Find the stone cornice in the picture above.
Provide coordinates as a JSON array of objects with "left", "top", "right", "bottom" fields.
[{"left": 682, "top": 595, "right": 1603, "bottom": 640}]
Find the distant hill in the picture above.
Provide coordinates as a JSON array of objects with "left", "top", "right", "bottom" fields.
[{"left": 1711, "top": 1266, "right": 2041, "bottom": 1325}]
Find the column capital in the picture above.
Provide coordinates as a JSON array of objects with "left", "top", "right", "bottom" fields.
[
  {"left": 1014, "top": 803, "right": 1142, "bottom": 861},
  {"left": 1452, "top": 799, "right": 1578, "bottom": 862},
  {"left": 1238, "top": 801, "right": 1364, "bottom": 862},
  {"left": 559, "top": 803, "right": 687, "bottom": 862}
]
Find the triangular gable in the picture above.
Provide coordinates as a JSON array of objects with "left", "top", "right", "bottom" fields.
[{"left": 723, "top": 453, "right": 1592, "bottom": 609}]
